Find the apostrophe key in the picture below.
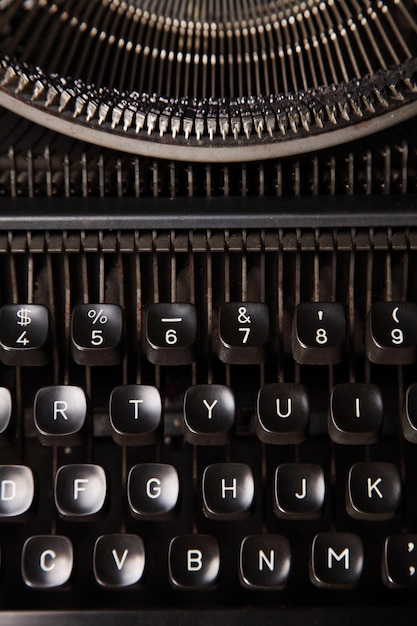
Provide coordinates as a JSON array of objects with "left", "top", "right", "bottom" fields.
[
  {"left": 71, "top": 304, "right": 125, "bottom": 366},
  {"left": 292, "top": 303, "right": 346, "bottom": 365}
]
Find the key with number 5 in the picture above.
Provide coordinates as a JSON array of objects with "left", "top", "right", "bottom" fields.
[{"left": 71, "top": 304, "right": 125, "bottom": 366}]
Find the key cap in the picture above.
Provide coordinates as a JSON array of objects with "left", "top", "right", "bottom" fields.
[
  {"left": 71, "top": 304, "right": 125, "bottom": 366},
  {"left": 34, "top": 386, "right": 87, "bottom": 446},
  {"left": 22, "top": 535, "right": 73, "bottom": 589},
  {"left": 109, "top": 385, "right": 162, "bottom": 445},
  {"left": 310, "top": 533, "right": 363, "bottom": 589},
  {"left": 54, "top": 464, "right": 107, "bottom": 520},
  {"left": 145, "top": 303, "right": 197, "bottom": 365},
  {"left": 346, "top": 462, "right": 401, "bottom": 520},
  {"left": 292, "top": 302, "right": 346, "bottom": 365},
  {"left": 127, "top": 463, "right": 179, "bottom": 520},
  {"left": 256, "top": 383, "right": 309, "bottom": 444},
  {"left": 0, "top": 387, "right": 13, "bottom": 441},
  {"left": 366, "top": 302, "right": 417, "bottom": 364},
  {"left": 202, "top": 463, "right": 254, "bottom": 520},
  {"left": 0, "top": 304, "right": 51, "bottom": 366},
  {"left": 168, "top": 535, "right": 220, "bottom": 589},
  {"left": 329, "top": 383, "right": 383, "bottom": 444},
  {"left": 217, "top": 302, "right": 269, "bottom": 364},
  {"left": 93, "top": 534, "right": 145, "bottom": 588},
  {"left": 183, "top": 384, "right": 235, "bottom": 445},
  {"left": 239, "top": 535, "right": 291, "bottom": 589},
  {"left": 0, "top": 465, "right": 34, "bottom": 519},
  {"left": 402, "top": 383, "right": 417, "bottom": 443},
  {"left": 383, "top": 535, "right": 417, "bottom": 588},
  {"left": 274, "top": 464, "right": 325, "bottom": 519}
]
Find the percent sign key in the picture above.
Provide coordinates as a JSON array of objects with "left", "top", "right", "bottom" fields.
[{"left": 71, "top": 304, "right": 125, "bottom": 366}]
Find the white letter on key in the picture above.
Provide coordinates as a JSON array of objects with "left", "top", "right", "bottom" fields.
[{"left": 203, "top": 399, "right": 218, "bottom": 420}]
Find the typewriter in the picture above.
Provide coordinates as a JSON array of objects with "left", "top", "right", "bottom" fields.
[{"left": 1, "top": 1, "right": 417, "bottom": 624}]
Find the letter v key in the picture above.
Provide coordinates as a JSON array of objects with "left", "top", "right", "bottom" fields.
[{"left": 112, "top": 548, "right": 128, "bottom": 571}]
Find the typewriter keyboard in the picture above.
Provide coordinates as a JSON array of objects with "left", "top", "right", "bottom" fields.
[{"left": 0, "top": 226, "right": 417, "bottom": 613}]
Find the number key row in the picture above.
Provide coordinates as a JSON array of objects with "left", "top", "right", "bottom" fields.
[{"left": 0, "top": 301, "right": 417, "bottom": 367}]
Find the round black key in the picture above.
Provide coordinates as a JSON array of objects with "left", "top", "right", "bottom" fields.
[
  {"left": 0, "top": 465, "right": 35, "bottom": 519},
  {"left": 403, "top": 383, "right": 417, "bottom": 443},
  {"left": 54, "top": 464, "right": 107, "bottom": 520},
  {"left": 239, "top": 535, "right": 291, "bottom": 589},
  {"left": 347, "top": 462, "right": 401, "bottom": 520},
  {"left": 329, "top": 383, "right": 383, "bottom": 444},
  {"left": 383, "top": 535, "right": 417, "bottom": 588},
  {"left": 274, "top": 464, "right": 325, "bottom": 519},
  {"left": 0, "top": 387, "right": 12, "bottom": 441},
  {"left": 311, "top": 533, "right": 363, "bottom": 589},
  {"left": 34, "top": 386, "right": 87, "bottom": 446},
  {"left": 183, "top": 384, "right": 235, "bottom": 445},
  {"left": 145, "top": 303, "right": 197, "bottom": 365},
  {"left": 169, "top": 535, "right": 219, "bottom": 589},
  {"left": 94, "top": 534, "right": 145, "bottom": 588},
  {"left": 0, "top": 304, "right": 51, "bottom": 366},
  {"left": 257, "top": 383, "right": 310, "bottom": 444},
  {"left": 109, "top": 385, "right": 162, "bottom": 445},
  {"left": 22, "top": 535, "right": 73, "bottom": 589},
  {"left": 202, "top": 463, "right": 254, "bottom": 520},
  {"left": 218, "top": 302, "right": 269, "bottom": 364},
  {"left": 71, "top": 304, "right": 125, "bottom": 366},
  {"left": 366, "top": 302, "right": 417, "bottom": 364},
  {"left": 128, "top": 463, "right": 179, "bottom": 520},
  {"left": 292, "top": 302, "right": 346, "bottom": 365}
]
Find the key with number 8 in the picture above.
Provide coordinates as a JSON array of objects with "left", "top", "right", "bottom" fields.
[
  {"left": 292, "top": 303, "right": 346, "bottom": 365},
  {"left": 71, "top": 304, "right": 125, "bottom": 366}
]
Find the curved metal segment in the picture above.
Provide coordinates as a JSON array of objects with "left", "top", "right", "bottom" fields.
[{"left": 1, "top": 86, "right": 417, "bottom": 162}]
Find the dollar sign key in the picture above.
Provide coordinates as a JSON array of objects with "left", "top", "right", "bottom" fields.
[{"left": 0, "top": 304, "right": 51, "bottom": 366}]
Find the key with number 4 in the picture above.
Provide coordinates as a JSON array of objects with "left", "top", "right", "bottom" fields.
[{"left": 0, "top": 304, "right": 52, "bottom": 366}]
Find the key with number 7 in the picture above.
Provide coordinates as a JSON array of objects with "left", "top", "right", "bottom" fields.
[{"left": 217, "top": 302, "right": 269, "bottom": 364}]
